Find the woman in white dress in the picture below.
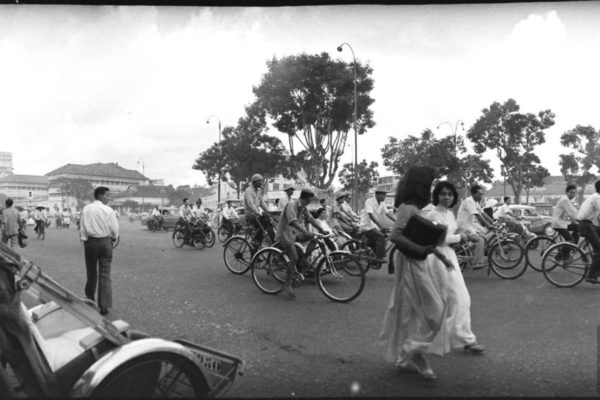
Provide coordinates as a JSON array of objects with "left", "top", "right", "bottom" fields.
[{"left": 425, "top": 181, "right": 485, "bottom": 356}]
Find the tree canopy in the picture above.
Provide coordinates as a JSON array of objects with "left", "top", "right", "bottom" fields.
[
  {"left": 193, "top": 104, "right": 290, "bottom": 197},
  {"left": 50, "top": 178, "right": 94, "bottom": 211},
  {"left": 251, "top": 52, "right": 375, "bottom": 188},
  {"left": 467, "top": 98, "right": 554, "bottom": 203},
  {"left": 381, "top": 129, "right": 493, "bottom": 196},
  {"left": 559, "top": 124, "right": 600, "bottom": 201},
  {"left": 338, "top": 159, "right": 380, "bottom": 207}
]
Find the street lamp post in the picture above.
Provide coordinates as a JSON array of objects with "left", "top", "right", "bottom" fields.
[
  {"left": 436, "top": 120, "right": 465, "bottom": 155},
  {"left": 206, "top": 115, "right": 222, "bottom": 204},
  {"left": 137, "top": 158, "right": 145, "bottom": 212},
  {"left": 337, "top": 42, "right": 358, "bottom": 211}
]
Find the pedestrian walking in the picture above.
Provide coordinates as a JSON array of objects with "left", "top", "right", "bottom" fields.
[
  {"left": 425, "top": 181, "right": 485, "bottom": 355},
  {"left": 377, "top": 165, "right": 448, "bottom": 381},
  {"left": 79, "top": 186, "right": 119, "bottom": 315},
  {"left": 1, "top": 199, "right": 22, "bottom": 248}
]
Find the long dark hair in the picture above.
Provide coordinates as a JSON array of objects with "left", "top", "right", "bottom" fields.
[{"left": 394, "top": 165, "right": 435, "bottom": 209}]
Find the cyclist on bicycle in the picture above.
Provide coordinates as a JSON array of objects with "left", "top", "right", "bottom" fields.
[
  {"left": 150, "top": 206, "right": 163, "bottom": 229},
  {"left": 222, "top": 200, "right": 240, "bottom": 235},
  {"left": 552, "top": 184, "right": 579, "bottom": 244},
  {"left": 33, "top": 207, "right": 47, "bottom": 235},
  {"left": 577, "top": 180, "right": 600, "bottom": 284},
  {"left": 178, "top": 198, "right": 194, "bottom": 238},
  {"left": 276, "top": 188, "right": 327, "bottom": 298},
  {"left": 358, "top": 185, "right": 396, "bottom": 264},
  {"left": 243, "top": 174, "right": 272, "bottom": 249},
  {"left": 457, "top": 184, "right": 495, "bottom": 270},
  {"left": 331, "top": 192, "right": 359, "bottom": 236},
  {"left": 494, "top": 196, "right": 535, "bottom": 241}
]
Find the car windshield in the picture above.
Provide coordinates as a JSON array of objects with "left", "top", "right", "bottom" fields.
[{"left": 522, "top": 209, "right": 538, "bottom": 217}]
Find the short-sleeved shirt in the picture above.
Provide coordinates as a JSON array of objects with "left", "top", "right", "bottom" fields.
[
  {"left": 552, "top": 195, "right": 578, "bottom": 229},
  {"left": 457, "top": 196, "right": 485, "bottom": 233},
  {"left": 179, "top": 204, "right": 193, "bottom": 220},
  {"left": 359, "top": 197, "right": 388, "bottom": 231},
  {"left": 493, "top": 204, "right": 513, "bottom": 220},
  {"left": 222, "top": 207, "right": 238, "bottom": 220},
  {"left": 275, "top": 199, "right": 315, "bottom": 245},
  {"left": 577, "top": 192, "right": 600, "bottom": 222}
]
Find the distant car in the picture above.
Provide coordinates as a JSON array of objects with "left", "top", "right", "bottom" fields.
[
  {"left": 507, "top": 204, "right": 554, "bottom": 236},
  {"left": 140, "top": 207, "right": 180, "bottom": 231}
]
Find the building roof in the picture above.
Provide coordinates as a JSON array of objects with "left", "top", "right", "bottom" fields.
[
  {"left": 46, "top": 163, "right": 146, "bottom": 180},
  {"left": 114, "top": 185, "right": 170, "bottom": 198},
  {"left": 0, "top": 174, "right": 48, "bottom": 185}
]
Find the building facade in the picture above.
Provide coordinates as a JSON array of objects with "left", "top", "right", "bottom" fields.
[
  {"left": 0, "top": 174, "right": 49, "bottom": 208},
  {"left": 46, "top": 163, "right": 148, "bottom": 210},
  {"left": 112, "top": 185, "right": 170, "bottom": 214}
]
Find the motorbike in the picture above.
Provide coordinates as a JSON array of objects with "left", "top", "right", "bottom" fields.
[{"left": 0, "top": 241, "right": 244, "bottom": 398}]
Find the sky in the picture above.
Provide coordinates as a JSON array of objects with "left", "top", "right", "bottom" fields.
[{"left": 1, "top": 2, "right": 599, "bottom": 188}]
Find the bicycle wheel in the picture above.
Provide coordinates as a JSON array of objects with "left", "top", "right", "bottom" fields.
[
  {"left": 191, "top": 232, "right": 206, "bottom": 250},
  {"left": 524, "top": 236, "right": 555, "bottom": 272},
  {"left": 340, "top": 239, "right": 373, "bottom": 273},
  {"left": 90, "top": 352, "right": 209, "bottom": 398},
  {"left": 223, "top": 236, "right": 252, "bottom": 274},
  {"left": 542, "top": 242, "right": 589, "bottom": 287},
  {"left": 316, "top": 251, "right": 365, "bottom": 303},
  {"left": 488, "top": 239, "right": 526, "bottom": 279},
  {"left": 217, "top": 226, "right": 230, "bottom": 243},
  {"left": 204, "top": 229, "right": 216, "bottom": 248},
  {"left": 172, "top": 230, "right": 185, "bottom": 248},
  {"left": 251, "top": 247, "right": 287, "bottom": 295}
]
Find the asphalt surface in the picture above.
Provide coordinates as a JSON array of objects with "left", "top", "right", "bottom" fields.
[{"left": 16, "top": 220, "right": 600, "bottom": 397}]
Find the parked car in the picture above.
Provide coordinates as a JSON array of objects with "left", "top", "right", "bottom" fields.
[
  {"left": 140, "top": 206, "right": 180, "bottom": 231},
  {"left": 508, "top": 204, "right": 554, "bottom": 236}
]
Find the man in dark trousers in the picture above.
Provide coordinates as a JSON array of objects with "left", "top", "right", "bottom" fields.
[{"left": 79, "top": 186, "right": 119, "bottom": 315}]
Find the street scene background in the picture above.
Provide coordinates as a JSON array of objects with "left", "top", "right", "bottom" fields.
[{"left": 19, "top": 219, "right": 599, "bottom": 397}]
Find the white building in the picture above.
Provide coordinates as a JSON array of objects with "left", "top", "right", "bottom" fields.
[
  {"left": 0, "top": 152, "right": 14, "bottom": 178},
  {"left": 46, "top": 162, "right": 148, "bottom": 210},
  {"left": 0, "top": 174, "right": 49, "bottom": 208}
]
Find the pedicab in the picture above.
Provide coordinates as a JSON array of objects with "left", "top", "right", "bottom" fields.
[{"left": 0, "top": 241, "right": 244, "bottom": 398}]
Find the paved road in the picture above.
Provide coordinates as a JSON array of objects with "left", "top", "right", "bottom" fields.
[{"left": 17, "top": 221, "right": 600, "bottom": 397}]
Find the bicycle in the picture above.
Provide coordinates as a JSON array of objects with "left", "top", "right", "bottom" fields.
[
  {"left": 525, "top": 225, "right": 580, "bottom": 272},
  {"left": 217, "top": 219, "right": 244, "bottom": 243},
  {"left": 541, "top": 237, "right": 593, "bottom": 287},
  {"left": 250, "top": 233, "right": 365, "bottom": 302},
  {"left": 222, "top": 215, "right": 277, "bottom": 275},
  {"left": 338, "top": 228, "right": 395, "bottom": 273},
  {"left": 172, "top": 219, "right": 210, "bottom": 250}
]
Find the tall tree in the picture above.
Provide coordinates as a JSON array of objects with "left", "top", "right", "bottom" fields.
[
  {"left": 559, "top": 125, "right": 600, "bottom": 203},
  {"left": 167, "top": 185, "right": 193, "bottom": 207},
  {"left": 50, "top": 178, "right": 94, "bottom": 211},
  {"left": 381, "top": 129, "right": 493, "bottom": 196},
  {"left": 251, "top": 52, "right": 375, "bottom": 188},
  {"left": 338, "top": 160, "right": 380, "bottom": 207},
  {"left": 193, "top": 104, "right": 289, "bottom": 197},
  {"left": 467, "top": 98, "right": 554, "bottom": 203}
]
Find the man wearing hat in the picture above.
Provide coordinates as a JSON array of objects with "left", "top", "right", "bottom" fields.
[
  {"left": 359, "top": 185, "right": 396, "bottom": 264},
  {"left": 276, "top": 187, "right": 327, "bottom": 298},
  {"left": 244, "top": 174, "right": 272, "bottom": 248},
  {"left": 278, "top": 183, "right": 295, "bottom": 212}
]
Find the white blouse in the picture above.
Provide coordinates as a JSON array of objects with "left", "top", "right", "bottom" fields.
[{"left": 425, "top": 205, "right": 461, "bottom": 245}]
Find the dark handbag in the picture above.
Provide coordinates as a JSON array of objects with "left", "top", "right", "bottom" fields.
[{"left": 398, "top": 214, "right": 447, "bottom": 260}]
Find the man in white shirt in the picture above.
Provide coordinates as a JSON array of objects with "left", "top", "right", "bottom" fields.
[
  {"left": 457, "top": 184, "right": 495, "bottom": 269},
  {"left": 222, "top": 200, "right": 240, "bottom": 234},
  {"left": 552, "top": 184, "right": 579, "bottom": 244},
  {"left": 192, "top": 199, "right": 209, "bottom": 223},
  {"left": 494, "top": 196, "right": 526, "bottom": 235},
  {"left": 80, "top": 186, "right": 119, "bottom": 315},
  {"left": 178, "top": 198, "right": 193, "bottom": 237},
  {"left": 359, "top": 186, "right": 395, "bottom": 264},
  {"left": 577, "top": 180, "right": 600, "bottom": 284}
]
